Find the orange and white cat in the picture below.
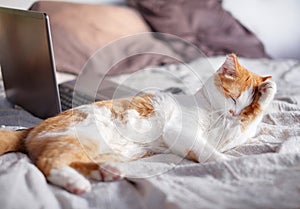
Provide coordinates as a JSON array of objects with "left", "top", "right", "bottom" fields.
[{"left": 0, "top": 54, "right": 276, "bottom": 194}]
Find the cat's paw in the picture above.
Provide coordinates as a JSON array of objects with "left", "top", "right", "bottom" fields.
[
  {"left": 65, "top": 177, "right": 91, "bottom": 195},
  {"left": 48, "top": 166, "right": 91, "bottom": 194},
  {"left": 258, "top": 80, "right": 277, "bottom": 108},
  {"left": 90, "top": 164, "right": 123, "bottom": 181}
]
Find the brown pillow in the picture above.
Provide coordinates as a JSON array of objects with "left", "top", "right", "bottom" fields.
[
  {"left": 128, "top": 0, "right": 269, "bottom": 58},
  {"left": 30, "top": 1, "right": 175, "bottom": 75}
]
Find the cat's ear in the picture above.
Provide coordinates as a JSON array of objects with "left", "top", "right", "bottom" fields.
[
  {"left": 262, "top": 76, "right": 272, "bottom": 82},
  {"left": 219, "top": 54, "right": 238, "bottom": 79}
]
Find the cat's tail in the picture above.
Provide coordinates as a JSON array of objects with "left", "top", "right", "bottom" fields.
[{"left": 0, "top": 129, "right": 31, "bottom": 155}]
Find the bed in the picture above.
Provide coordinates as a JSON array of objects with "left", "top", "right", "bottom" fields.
[
  {"left": 1, "top": 56, "right": 300, "bottom": 209},
  {"left": 1, "top": 1, "right": 300, "bottom": 209}
]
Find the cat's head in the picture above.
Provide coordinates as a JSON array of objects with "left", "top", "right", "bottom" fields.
[
  {"left": 215, "top": 54, "right": 271, "bottom": 99},
  {"left": 210, "top": 54, "right": 272, "bottom": 114}
]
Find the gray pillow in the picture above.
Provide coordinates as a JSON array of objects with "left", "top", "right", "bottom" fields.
[{"left": 128, "top": 0, "right": 269, "bottom": 58}]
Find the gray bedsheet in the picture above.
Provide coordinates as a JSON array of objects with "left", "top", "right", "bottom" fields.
[{"left": 0, "top": 56, "right": 300, "bottom": 209}]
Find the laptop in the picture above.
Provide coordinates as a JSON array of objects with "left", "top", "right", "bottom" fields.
[{"left": 0, "top": 7, "right": 136, "bottom": 119}]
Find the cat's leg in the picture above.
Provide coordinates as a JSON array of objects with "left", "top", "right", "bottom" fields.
[
  {"left": 164, "top": 127, "right": 231, "bottom": 163},
  {"left": 205, "top": 149, "right": 232, "bottom": 162},
  {"left": 189, "top": 142, "right": 232, "bottom": 163},
  {"left": 70, "top": 161, "right": 122, "bottom": 182},
  {"left": 257, "top": 80, "right": 277, "bottom": 108},
  {"left": 169, "top": 134, "right": 230, "bottom": 163},
  {"left": 47, "top": 166, "right": 91, "bottom": 194},
  {"left": 35, "top": 147, "right": 93, "bottom": 194},
  {"left": 70, "top": 153, "right": 123, "bottom": 181},
  {"left": 239, "top": 80, "right": 276, "bottom": 130},
  {"left": 29, "top": 135, "right": 120, "bottom": 194},
  {"left": 46, "top": 159, "right": 122, "bottom": 194}
]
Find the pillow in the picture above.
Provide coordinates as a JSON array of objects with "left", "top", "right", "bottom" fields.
[
  {"left": 30, "top": 1, "right": 174, "bottom": 75},
  {"left": 128, "top": 0, "right": 269, "bottom": 58}
]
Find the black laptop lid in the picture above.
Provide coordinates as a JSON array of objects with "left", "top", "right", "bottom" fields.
[{"left": 0, "top": 7, "right": 61, "bottom": 119}]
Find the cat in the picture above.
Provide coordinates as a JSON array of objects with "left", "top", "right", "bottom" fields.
[{"left": 0, "top": 54, "right": 276, "bottom": 194}]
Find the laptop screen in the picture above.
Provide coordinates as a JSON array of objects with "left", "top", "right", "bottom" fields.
[{"left": 0, "top": 7, "right": 61, "bottom": 119}]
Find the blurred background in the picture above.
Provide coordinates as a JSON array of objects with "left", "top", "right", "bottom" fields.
[
  {"left": 1, "top": 0, "right": 300, "bottom": 60},
  {"left": 223, "top": 0, "right": 300, "bottom": 60}
]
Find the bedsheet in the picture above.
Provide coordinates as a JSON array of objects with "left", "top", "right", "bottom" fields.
[{"left": 0, "top": 56, "right": 300, "bottom": 209}]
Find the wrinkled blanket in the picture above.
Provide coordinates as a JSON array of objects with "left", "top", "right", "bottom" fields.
[{"left": 0, "top": 56, "right": 300, "bottom": 209}]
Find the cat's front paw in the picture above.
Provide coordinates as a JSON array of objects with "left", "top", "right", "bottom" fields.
[{"left": 258, "top": 80, "right": 277, "bottom": 108}]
